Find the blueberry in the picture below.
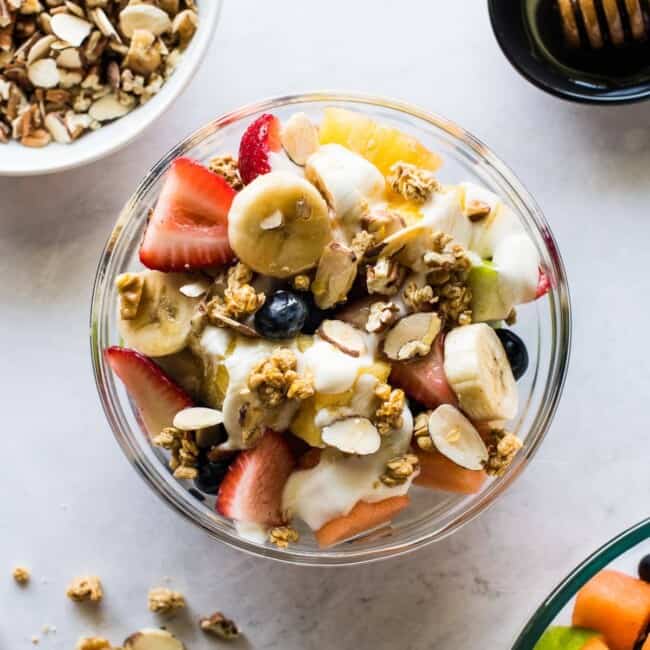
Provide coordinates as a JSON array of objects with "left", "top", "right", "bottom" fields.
[
  {"left": 495, "top": 328, "right": 529, "bottom": 380},
  {"left": 254, "top": 290, "right": 307, "bottom": 339},
  {"left": 194, "top": 453, "right": 235, "bottom": 495},
  {"left": 639, "top": 554, "right": 650, "bottom": 583}
]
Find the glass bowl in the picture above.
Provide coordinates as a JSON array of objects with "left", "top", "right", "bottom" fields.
[
  {"left": 90, "top": 92, "right": 572, "bottom": 566},
  {"left": 513, "top": 518, "right": 650, "bottom": 647}
]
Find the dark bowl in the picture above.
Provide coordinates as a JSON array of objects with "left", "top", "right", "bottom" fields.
[{"left": 488, "top": 0, "right": 650, "bottom": 104}]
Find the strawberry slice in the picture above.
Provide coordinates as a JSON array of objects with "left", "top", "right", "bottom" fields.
[
  {"left": 104, "top": 346, "right": 193, "bottom": 438},
  {"left": 238, "top": 114, "right": 282, "bottom": 185},
  {"left": 139, "top": 157, "right": 236, "bottom": 272},
  {"left": 216, "top": 430, "right": 295, "bottom": 526},
  {"left": 390, "top": 333, "right": 458, "bottom": 409},
  {"left": 536, "top": 267, "right": 551, "bottom": 299}
]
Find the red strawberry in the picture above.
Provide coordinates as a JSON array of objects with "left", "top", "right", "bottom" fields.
[
  {"left": 216, "top": 430, "right": 295, "bottom": 526},
  {"left": 390, "top": 333, "right": 458, "bottom": 409},
  {"left": 238, "top": 114, "right": 282, "bottom": 185},
  {"left": 139, "top": 157, "right": 236, "bottom": 272},
  {"left": 535, "top": 267, "right": 551, "bottom": 299},
  {"left": 104, "top": 346, "right": 193, "bottom": 438}
]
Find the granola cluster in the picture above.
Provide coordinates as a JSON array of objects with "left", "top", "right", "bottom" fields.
[
  {"left": 199, "top": 612, "right": 240, "bottom": 640},
  {"left": 0, "top": 0, "right": 198, "bottom": 147},
  {"left": 387, "top": 161, "right": 440, "bottom": 203},
  {"left": 206, "top": 262, "right": 265, "bottom": 323},
  {"left": 147, "top": 586, "right": 186, "bottom": 614},
  {"left": 66, "top": 576, "right": 103, "bottom": 603},
  {"left": 115, "top": 272, "right": 144, "bottom": 320},
  {"left": 268, "top": 525, "right": 299, "bottom": 549},
  {"left": 248, "top": 348, "right": 314, "bottom": 407},
  {"left": 365, "top": 300, "right": 400, "bottom": 333},
  {"left": 412, "top": 411, "right": 434, "bottom": 452},
  {"left": 208, "top": 154, "right": 243, "bottom": 190},
  {"left": 374, "top": 382, "right": 405, "bottom": 435},
  {"left": 152, "top": 426, "right": 199, "bottom": 480},
  {"left": 483, "top": 429, "right": 523, "bottom": 477},
  {"left": 12, "top": 565, "right": 30, "bottom": 584},
  {"left": 366, "top": 256, "right": 405, "bottom": 296},
  {"left": 380, "top": 453, "right": 420, "bottom": 487}
]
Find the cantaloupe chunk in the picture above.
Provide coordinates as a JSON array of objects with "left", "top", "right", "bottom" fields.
[
  {"left": 414, "top": 450, "right": 487, "bottom": 494},
  {"left": 573, "top": 569, "right": 650, "bottom": 650},
  {"left": 315, "top": 496, "right": 410, "bottom": 548}
]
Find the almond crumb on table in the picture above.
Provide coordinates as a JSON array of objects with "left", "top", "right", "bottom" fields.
[
  {"left": 76, "top": 637, "right": 112, "bottom": 650},
  {"left": 12, "top": 565, "right": 30, "bottom": 584},
  {"left": 66, "top": 576, "right": 103, "bottom": 603},
  {"left": 148, "top": 586, "right": 186, "bottom": 614},
  {"left": 199, "top": 612, "right": 240, "bottom": 640}
]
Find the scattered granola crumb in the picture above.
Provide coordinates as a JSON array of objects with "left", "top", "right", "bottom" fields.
[
  {"left": 380, "top": 453, "right": 420, "bottom": 487},
  {"left": 413, "top": 411, "right": 434, "bottom": 452},
  {"left": 268, "top": 525, "right": 299, "bottom": 549},
  {"left": 42, "top": 625, "right": 56, "bottom": 635},
  {"left": 483, "top": 430, "right": 523, "bottom": 476},
  {"left": 292, "top": 274, "right": 311, "bottom": 291},
  {"left": 374, "top": 384, "right": 405, "bottom": 435},
  {"left": 387, "top": 162, "right": 440, "bottom": 203},
  {"left": 208, "top": 154, "right": 243, "bottom": 190},
  {"left": 76, "top": 637, "right": 112, "bottom": 650},
  {"left": 148, "top": 587, "right": 186, "bottom": 615},
  {"left": 200, "top": 612, "right": 240, "bottom": 640},
  {"left": 12, "top": 566, "right": 30, "bottom": 585},
  {"left": 248, "top": 348, "right": 313, "bottom": 407},
  {"left": 115, "top": 272, "right": 144, "bottom": 320},
  {"left": 66, "top": 576, "right": 103, "bottom": 603},
  {"left": 152, "top": 427, "right": 199, "bottom": 479},
  {"left": 31, "top": 635, "right": 39, "bottom": 645}
]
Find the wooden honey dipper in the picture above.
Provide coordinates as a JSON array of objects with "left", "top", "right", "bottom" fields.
[{"left": 558, "top": 0, "right": 649, "bottom": 48}]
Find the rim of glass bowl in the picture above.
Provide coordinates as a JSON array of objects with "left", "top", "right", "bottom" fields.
[
  {"left": 90, "top": 92, "right": 572, "bottom": 566},
  {"left": 513, "top": 518, "right": 650, "bottom": 647}
]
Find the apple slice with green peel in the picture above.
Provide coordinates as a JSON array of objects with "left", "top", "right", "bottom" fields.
[
  {"left": 467, "top": 261, "right": 513, "bottom": 322},
  {"left": 533, "top": 626, "right": 606, "bottom": 650}
]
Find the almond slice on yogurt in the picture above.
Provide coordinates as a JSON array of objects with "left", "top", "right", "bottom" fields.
[
  {"left": 318, "top": 319, "right": 366, "bottom": 357},
  {"left": 173, "top": 407, "right": 224, "bottom": 431},
  {"left": 383, "top": 312, "right": 441, "bottom": 361},
  {"left": 321, "top": 417, "right": 381, "bottom": 455}
]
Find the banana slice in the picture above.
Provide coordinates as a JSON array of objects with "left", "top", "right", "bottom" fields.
[
  {"left": 305, "top": 143, "right": 385, "bottom": 238},
  {"left": 443, "top": 323, "right": 518, "bottom": 421},
  {"left": 117, "top": 270, "right": 201, "bottom": 357},
  {"left": 228, "top": 171, "right": 332, "bottom": 278},
  {"left": 427, "top": 404, "right": 488, "bottom": 470}
]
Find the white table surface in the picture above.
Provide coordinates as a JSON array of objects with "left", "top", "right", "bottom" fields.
[{"left": 2, "top": 1, "right": 650, "bottom": 648}]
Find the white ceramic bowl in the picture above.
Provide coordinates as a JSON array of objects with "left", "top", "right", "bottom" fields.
[{"left": 0, "top": 0, "right": 222, "bottom": 177}]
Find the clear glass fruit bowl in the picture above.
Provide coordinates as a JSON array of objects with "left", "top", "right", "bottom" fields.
[
  {"left": 90, "top": 92, "right": 571, "bottom": 566},
  {"left": 513, "top": 518, "right": 650, "bottom": 648}
]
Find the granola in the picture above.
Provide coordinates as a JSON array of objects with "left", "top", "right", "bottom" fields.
[
  {"left": 483, "top": 430, "right": 523, "bottom": 477},
  {"left": 206, "top": 262, "right": 265, "bottom": 322},
  {"left": 268, "top": 525, "right": 299, "bottom": 549},
  {"left": 152, "top": 426, "right": 199, "bottom": 479},
  {"left": 148, "top": 586, "right": 186, "bottom": 614},
  {"left": 115, "top": 272, "right": 144, "bottom": 320},
  {"left": 366, "top": 256, "right": 405, "bottom": 296},
  {"left": 0, "top": 0, "right": 199, "bottom": 148},
  {"left": 380, "top": 453, "right": 420, "bottom": 487},
  {"left": 66, "top": 576, "right": 103, "bottom": 603},
  {"left": 199, "top": 612, "right": 240, "bottom": 640},
  {"left": 387, "top": 161, "right": 440, "bottom": 203},
  {"left": 248, "top": 348, "right": 313, "bottom": 407},
  {"left": 365, "top": 301, "right": 400, "bottom": 333},
  {"left": 12, "top": 565, "right": 30, "bottom": 584},
  {"left": 374, "top": 383, "right": 405, "bottom": 435},
  {"left": 76, "top": 638, "right": 112, "bottom": 650},
  {"left": 291, "top": 273, "right": 311, "bottom": 292},
  {"left": 412, "top": 411, "right": 434, "bottom": 452},
  {"left": 208, "top": 154, "right": 243, "bottom": 191}
]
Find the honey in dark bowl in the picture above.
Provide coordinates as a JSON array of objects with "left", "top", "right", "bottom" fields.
[
  {"left": 488, "top": 0, "right": 650, "bottom": 103},
  {"left": 524, "top": 0, "right": 650, "bottom": 89}
]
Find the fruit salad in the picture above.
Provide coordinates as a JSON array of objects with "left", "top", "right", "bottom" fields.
[
  {"left": 534, "top": 554, "right": 650, "bottom": 650},
  {"left": 105, "top": 107, "right": 549, "bottom": 549}
]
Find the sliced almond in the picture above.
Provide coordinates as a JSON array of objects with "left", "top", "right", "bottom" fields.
[
  {"left": 207, "top": 310, "right": 259, "bottom": 338},
  {"left": 321, "top": 417, "right": 380, "bottom": 455},
  {"left": 281, "top": 112, "right": 320, "bottom": 165},
  {"left": 51, "top": 13, "right": 92, "bottom": 47},
  {"left": 89, "top": 93, "right": 132, "bottom": 121},
  {"left": 56, "top": 47, "right": 82, "bottom": 68},
  {"left": 44, "top": 112, "right": 71, "bottom": 143},
  {"left": 27, "top": 58, "right": 59, "bottom": 88},
  {"left": 383, "top": 312, "right": 441, "bottom": 361},
  {"left": 179, "top": 279, "right": 211, "bottom": 298},
  {"left": 27, "top": 34, "right": 56, "bottom": 64},
  {"left": 173, "top": 407, "right": 224, "bottom": 431},
  {"left": 318, "top": 319, "right": 366, "bottom": 358},
  {"left": 123, "top": 628, "right": 185, "bottom": 650},
  {"left": 428, "top": 404, "right": 488, "bottom": 470},
  {"left": 91, "top": 7, "right": 121, "bottom": 42},
  {"left": 260, "top": 210, "right": 284, "bottom": 230},
  {"left": 119, "top": 4, "right": 172, "bottom": 38}
]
